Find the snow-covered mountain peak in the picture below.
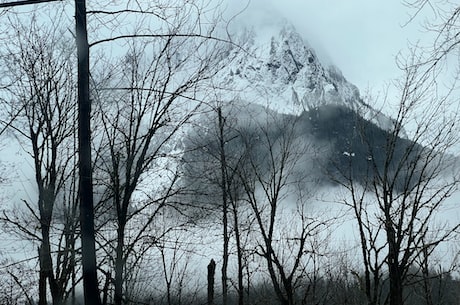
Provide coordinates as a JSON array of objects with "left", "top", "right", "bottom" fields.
[
  {"left": 218, "top": 21, "right": 362, "bottom": 114},
  {"left": 215, "top": 20, "right": 398, "bottom": 133}
]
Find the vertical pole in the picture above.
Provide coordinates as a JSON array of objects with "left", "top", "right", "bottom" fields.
[
  {"left": 75, "top": 1, "right": 101, "bottom": 304},
  {"left": 207, "top": 259, "right": 216, "bottom": 305}
]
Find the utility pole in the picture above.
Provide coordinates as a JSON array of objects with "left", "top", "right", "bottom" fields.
[
  {"left": 75, "top": 0, "right": 102, "bottom": 304},
  {"left": 1, "top": 1, "right": 102, "bottom": 304}
]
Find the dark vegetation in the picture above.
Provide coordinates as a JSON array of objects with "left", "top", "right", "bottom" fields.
[
  {"left": 306, "top": 104, "right": 426, "bottom": 192},
  {"left": 181, "top": 103, "right": 425, "bottom": 199},
  {"left": 130, "top": 271, "right": 460, "bottom": 305}
]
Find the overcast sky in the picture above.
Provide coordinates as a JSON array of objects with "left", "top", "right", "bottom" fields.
[{"left": 226, "top": 0, "right": 436, "bottom": 101}]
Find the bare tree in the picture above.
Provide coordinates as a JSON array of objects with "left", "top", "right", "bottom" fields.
[
  {"left": 217, "top": 106, "right": 231, "bottom": 305},
  {"left": 333, "top": 48, "right": 460, "bottom": 305},
  {"left": 0, "top": 1, "right": 237, "bottom": 303},
  {"left": 0, "top": 13, "right": 80, "bottom": 305},
  {"left": 235, "top": 108, "right": 328, "bottom": 305},
  {"left": 403, "top": 0, "right": 460, "bottom": 65},
  {"left": 91, "top": 9, "right": 229, "bottom": 302},
  {"left": 182, "top": 101, "right": 263, "bottom": 305}
]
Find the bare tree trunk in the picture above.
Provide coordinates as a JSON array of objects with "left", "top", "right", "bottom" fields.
[
  {"left": 421, "top": 246, "right": 434, "bottom": 305},
  {"left": 218, "top": 107, "right": 229, "bottom": 305},
  {"left": 114, "top": 223, "right": 126, "bottom": 305},
  {"left": 38, "top": 214, "right": 52, "bottom": 305},
  {"left": 38, "top": 190, "right": 64, "bottom": 305},
  {"left": 232, "top": 205, "right": 244, "bottom": 305},
  {"left": 40, "top": 230, "right": 63, "bottom": 305},
  {"left": 385, "top": 196, "right": 403, "bottom": 305},
  {"left": 388, "top": 267, "right": 403, "bottom": 305},
  {"left": 38, "top": 247, "right": 47, "bottom": 305}
]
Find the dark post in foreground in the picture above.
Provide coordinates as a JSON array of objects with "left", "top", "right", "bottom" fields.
[
  {"left": 208, "top": 259, "right": 216, "bottom": 305},
  {"left": 75, "top": 0, "right": 102, "bottom": 304}
]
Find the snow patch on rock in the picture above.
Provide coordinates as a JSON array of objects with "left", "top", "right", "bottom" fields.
[{"left": 216, "top": 20, "right": 399, "bottom": 133}]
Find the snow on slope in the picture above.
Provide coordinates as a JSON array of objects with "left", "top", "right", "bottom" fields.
[{"left": 216, "top": 20, "right": 398, "bottom": 132}]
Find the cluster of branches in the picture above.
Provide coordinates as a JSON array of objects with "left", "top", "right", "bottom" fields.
[
  {"left": 0, "top": 1, "right": 233, "bottom": 305},
  {"left": 0, "top": 1, "right": 459, "bottom": 305},
  {"left": 182, "top": 102, "right": 358, "bottom": 305},
  {"left": 331, "top": 4, "right": 460, "bottom": 304}
]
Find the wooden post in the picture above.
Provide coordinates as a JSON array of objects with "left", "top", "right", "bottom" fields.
[{"left": 207, "top": 259, "right": 216, "bottom": 305}]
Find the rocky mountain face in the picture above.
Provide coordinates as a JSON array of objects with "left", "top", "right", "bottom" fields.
[
  {"left": 216, "top": 21, "right": 397, "bottom": 131},
  {"left": 220, "top": 22, "right": 359, "bottom": 110}
]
